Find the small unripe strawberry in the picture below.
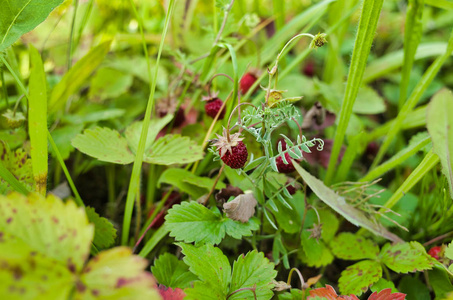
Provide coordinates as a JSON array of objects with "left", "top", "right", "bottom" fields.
[
  {"left": 428, "top": 246, "right": 442, "bottom": 260},
  {"left": 240, "top": 72, "right": 258, "bottom": 94},
  {"left": 212, "top": 129, "right": 248, "bottom": 169},
  {"left": 276, "top": 152, "right": 296, "bottom": 173}
]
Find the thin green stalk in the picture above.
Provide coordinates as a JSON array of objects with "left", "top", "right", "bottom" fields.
[
  {"left": 381, "top": 150, "right": 439, "bottom": 211},
  {"left": 1, "top": 68, "right": 8, "bottom": 107},
  {"left": 0, "top": 56, "right": 28, "bottom": 100},
  {"left": 67, "top": 0, "right": 79, "bottom": 71},
  {"left": 121, "top": 0, "right": 177, "bottom": 246},
  {"left": 398, "top": 0, "right": 424, "bottom": 109},
  {"left": 360, "top": 135, "right": 431, "bottom": 182},
  {"left": 75, "top": 0, "right": 94, "bottom": 48},
  {"left": 371, "top": 29, "right": 453, "bottom": 169},
  {"left": 325, "top": 0, "right": 384, "bottom": 185},
  {"left": 47, "top": 131, "right": 84, "bottom": 207}
]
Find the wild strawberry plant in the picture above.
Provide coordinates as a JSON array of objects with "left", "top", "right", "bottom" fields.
[{"left": 1, "top": 0, "right": 453, "bottom": 299}]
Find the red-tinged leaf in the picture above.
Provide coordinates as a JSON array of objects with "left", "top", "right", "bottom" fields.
[
  {"left": 158, "top": 285, "right": 186, "bottom": 300},
  {"left": 308, "top": 285, "right": 339, "bottom": 300},
  {"left": 368, "top": 289, "right": 406, "bottom": 300}
]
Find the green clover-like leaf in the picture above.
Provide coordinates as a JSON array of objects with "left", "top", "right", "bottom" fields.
[
  {"left": 151, "top": 253, "right": 198, "bottom": 289},
  {"left": 85, "top": 207, "right": 117, "bottom": 250},
  {"left": 166, "top": 201, "right": 259, "bottom": 246},
  {"left": 380, "top": 242, "right": 433, "bottom": 273},
  {"left": 144, "top": 134, "right": 204, "bottom": 165},
  {"left": 338, "top": 260, "right": 382, "bottom": 296},
  {"left": 330, "top": 232, "right": 380, "bottom": 260}
]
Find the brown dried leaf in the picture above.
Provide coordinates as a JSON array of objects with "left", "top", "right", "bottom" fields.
[{"left": 223, "top": 192, "right": 257, "bottom": 223}]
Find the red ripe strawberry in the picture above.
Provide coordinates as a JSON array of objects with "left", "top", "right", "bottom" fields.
[
  {"left": 428, "top": 246, "right": 442, "bottom": 260},
  {"left": 212, "top": 129, "right": 248, "bottom": 169},
  {"left": 240, "top": 72, "right": 258, "bottom": 94},
  {"left": 276, "top": 152, "right": 296, "bottom": 173},
  {"left": 286, "top": 184, "right": 296, "bottom": 195},
  {"left": 203, "top": 93, "right": 225, "bottom": 119}
]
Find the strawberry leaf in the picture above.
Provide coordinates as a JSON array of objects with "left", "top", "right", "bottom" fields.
[
  {"left": 0, "top": 193, "right": 93, "bottom": 271},
  {"left": 72, "top": 127, "right": 135, "bottom": 164},
  {"left": 308, "top": 285, "right": 360, "bottom": 300},
  {"left": 158, "top": 285, "right": 186, "bottom": 300},
  {"left": 445, "top": 241, "right": 453, "bottom": 260},
  {"left": 85, "top": 207, "right": 117, "bottom": 250},
  {"left": 370, "top": 278, "right": 398, "bottom": 294},
  {"left": 165, "top": 201, "right": 259, "bottom": 246},
  {"left": 158, "top": 168, "right": 225, "bottom": 199},
  {"left": 367, "top": 288, "right": 406, "bottom": 300},
  {"left": 151, "top": 253, "right": 198, "bottom": 289},
  {"left": 124, "top": 115, "right": 173, "bottom": 154},
  {"left": 330, "top": 233, "right": 380, "bottom": 260},
  {"left": 144, "top": 134, "right": 204, "bottom": 165},
  {"left": 338, "top": 260, "right": 382, "bottom": 296},
  {"left": 300, "top": 231, "right": 334, "bottom": 268},
  {"left": 75, "top": 247, "right": 161, "bottom": 299},
  {"left": 178, "top": 243, "right": 231, "bottom": 299},
  {"left": 0, "top": 142, "right": 34, "bottom": 193},
  {"left": 0, "top": 192, "right": 93, "bottom": 298},
  {"left": 229, "top": 250, "right": 277, "bottom": 300},
  {"left": 380, "top": 242, "right": 433, "bottom": 273}
]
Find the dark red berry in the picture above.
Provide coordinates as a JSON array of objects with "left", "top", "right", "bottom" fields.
[
  {"left": 220, "top": 141, "right": 248, "bottom": 169},
  {"left": 205, "top": 98, "right": 225, "bottom": 119},
  {"left": 428, "top": 246, "right": 442, "bottom": 260},
  {"left": 240, "top": 73, "right": 258, "bottom": 94},
  {"left": 286, "top": 184, "right": 296, "bottom": 195},
  {"left": 276, "top": 152, "right": 296, "bottom": 173},
  {"left": 173, "top": 107, "right": 185, "bottom": 127},
  {"left": 303, "top": 61, "right": 315, "bottom": 77}
]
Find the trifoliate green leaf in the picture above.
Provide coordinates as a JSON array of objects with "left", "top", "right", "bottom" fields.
[
  {"left": 185, "top": 281, "right": 223, "bottom": 300},
  {"left": 338, "top": 260, "right": 382, "bottom": 296},
  {"left": 0, "top": 233, "right": 74, "bottom": 300},
  {"left": 178, "top": 243, "right": 231, "bottom": 299},
  {"left": 229, "top": 250, "right": 277, "bottom": 300},
  {"left": 319, "top": 210, "right": 339, "bottom": 242},
  {"left": 85, "top": 207, "right": 117, "bottom": 250},
  {"left": 0, "top": 142, "right": 34, "bottom": 193},
  {"left": 124, "top": 115, "right": 173, "bottom": 154},
  {"left": 165, "top": 201, "right": 258, "bottom": 246},
  {"left": 380, "top": 242, "right": 433, "bottom": 273},
  {"left": 0, "top": 193, "right": 161, "bottom": 300},
  {"left": 370, "top": 278, "right": 398, "bottom": 293},
  {"left": 330, "top": 233, "right": 379, "bottom": 260},
  {"left": 158, "top": 168, "right": 225, "bottom": 199},
  {"left": 0, "top": 193, "right": 93, "bottom": 271},
  {"left": 144, "top": 134, "right": 204, "bottom": 165},
  {"left": 75, "top": 247, "right": 162, "bottom": 299},
  {"left": 151, "top": 253, "right": 198, "bottom": 289},
  {"left": 72, "top": 127, "right": 135, "bottom": 164},
  {"left": 300, "top": 231, "right": 334, "bottom": 268},
  {"left": 445, "top": 241, "right": 453, "bottom": 260}
]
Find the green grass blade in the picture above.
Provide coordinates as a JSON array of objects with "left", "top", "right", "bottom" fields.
[
  {"left": 0, "top": 162, "right": 30, "bottom": 195},
  {"left": 360, "top": 134, "right": 431, "bottom": 182},
  {"left": 363, "top": 42, "right": 450, "bottom": 83},
  {"left": 28, "top": 45, "right": 48, "bottom": 195},
  {"left": 47, "top": 131, "right": 84, "bottom": 207},
  {"left": 325, "top": 0, "right": 384, "bottom": 185},
  {"left": 122, "top": 0, "right": 176, "bottom": 246},
  {"left": 425, "top": 0, "right": 453, "bottom": 9},
  {"left": 138, "top": 225, "right": 170, "bottom": 257},
  {"left": 381, "top": 149, "right": 439, "bottom": 211},
  {"left": 371, "top": 29, "right": 453, "bottom": 169},
  {"left": 398, "top": 0, "right": 424, "bottom": 109}
]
